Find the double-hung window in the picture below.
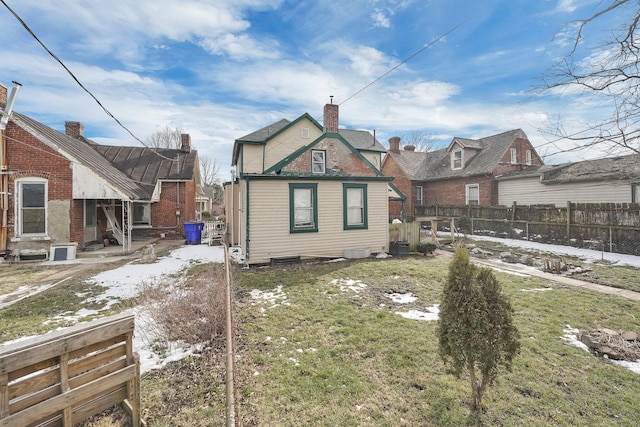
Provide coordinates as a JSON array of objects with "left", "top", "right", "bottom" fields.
[
  {"left": 312, "top": 150, "right": 325, "bottom": 174},
  {"left": 452, "top": 149, "right": 463, "bottom": 169},
  {"left": 343, "top": 184, "right": 368, "bottom": 230},
  {"left": 466, "top": 183, "right": 479, "bottom": 205},
  {"left": 415, "top": 185, "right": 424, "bottom": 206},
  {"left": 526, "top": 149, "right": 532, "bottom": 165},
  {"left": 510, "top": 148, "right": 517, "bottom": 164},
  {"left": 290, "top": 183, "right": 318, "bottom": 232},
  {"left": 17, "top": 178, "right": 47, "bottom": 236}
]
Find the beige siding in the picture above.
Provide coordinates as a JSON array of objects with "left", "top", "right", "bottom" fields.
[
  {"left": 499, "top": 178, "right": 633, "bottom": 207},
  {"left": 242, "top": 145, "right": 264, "bottom": 174},
  {"left": 263, "top": 118, "right": 323, "bottom": 171},
  {"left": 245, "top": 179, "right": 389, "bottom": 264},
  {"left": 360, "top": 152, "right": 382, "bottom": 171}
]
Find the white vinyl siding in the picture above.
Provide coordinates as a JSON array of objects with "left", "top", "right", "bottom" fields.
[
  {"left": 263, "top": 119, "right": 322, "bottom": 171},
  {"left": 245, "top": 179, "right": 388, "bottom": 264},
  {"left": 499, "top": 178, "right": 634, "bottom": 207}
]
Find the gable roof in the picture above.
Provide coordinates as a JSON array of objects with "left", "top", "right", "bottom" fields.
[
  {"left": 11, "top": 112, "right": 149, "bottom": 200},
  {"left": 385, "top": 150, "right": 429, "bottom": 180},
  {"left": 424, "top": 129, "right": 529, "bottom": 181},
  {"left": 263, "top": 131, "right": 385, "bottom": 177},
  {"left": 231, "top": 113, "right": 386, "bottom": 166}
]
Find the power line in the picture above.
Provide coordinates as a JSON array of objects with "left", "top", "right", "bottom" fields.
[
  {"left": 340, "top": 19, "right": 469, "bottom": 106},
  {"left": 0, "top": 0, "right": 176, "bottom": 161}
]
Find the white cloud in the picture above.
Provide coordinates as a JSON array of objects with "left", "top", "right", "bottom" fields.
[{"left": 371, "top": 10, "right": 391, "bottom": 28}]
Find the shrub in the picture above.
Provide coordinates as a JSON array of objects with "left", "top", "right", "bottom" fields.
[
  {"left": 437, "top": 248, "right": 520, "bottom": 411},
  {"left": 417, "top": 241, "right": 437, "bottom": 255}
]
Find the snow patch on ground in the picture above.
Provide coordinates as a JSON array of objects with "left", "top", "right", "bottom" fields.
[
  {"left": 386, "top": 292, "right": 417, "bottom": 304},
  {"left": 331, "top": 278, "right": 368, "bottom": 293},
  {"left": 562, "top": 325, "right": 640, "bottom": 374},
  {"left": 395, "top": 305, "right": 440, "bottom": 321}
]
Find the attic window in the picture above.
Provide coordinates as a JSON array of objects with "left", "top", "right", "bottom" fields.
[
  {"left": 451, "top": 149, "right": 463, "bottom": 170},
  {"left": 526, "top": 149, "right": 532, "bottom": 165},
  {"left": 301, "top": 127, "right": 310, "bottom": 139},
  {"left": 510, "top": 148, "right": 517, "bottom": 164},
  {"left": 312, "top": 150, "right": 325, "bottom": 174}
]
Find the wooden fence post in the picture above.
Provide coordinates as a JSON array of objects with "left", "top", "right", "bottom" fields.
[{"left": 566, "top": 201, "right": 572, "bottom": 239}]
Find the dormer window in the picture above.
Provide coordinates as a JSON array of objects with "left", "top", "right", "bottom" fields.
[
  {"left": 451, "top": 149, "right": 463, "bottom": 170},
  {"left": 312, "top": 150, "right": 325, "bottom": 174}
]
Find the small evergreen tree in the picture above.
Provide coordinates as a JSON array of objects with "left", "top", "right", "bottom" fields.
[{"left": 437, "top": 248, "right": 520, "bottom": 411}]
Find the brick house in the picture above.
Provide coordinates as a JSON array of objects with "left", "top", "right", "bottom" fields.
[
  {"left": 382, "top": 129, "right": 543, "bottom": 220},
  {"left": 226, "top": 102, "right": 398, "bottom": 264},
  {"left": 0, "top": 83, "right": 201, "bottom": 259}
]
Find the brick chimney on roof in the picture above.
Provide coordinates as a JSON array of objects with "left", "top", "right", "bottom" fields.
[
  {"left": 404, "top": 144, "right": 416, "bottom": 152},
  {"left": 65, "top": 121, "right": 84, "bottom": 138},
  {"left": 323, "top": 101, "right": 339, "bottom": 133},
  {"left": 389, "top": 136, "right": 401, "bottom": 153},
  {"left": 0, "top": 83, "right": 7, "bottom": 106},
  {"left": 181, "top": 133, "right": 191, "bottom": 153}
]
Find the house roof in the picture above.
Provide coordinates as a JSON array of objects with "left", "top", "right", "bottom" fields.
[
  {"left": 11, "top": 112, "right": 150, "bottom": 200},
  {"left": 423, "top": 129, "right": 529, "bottom": 181},
  {"left": 386, "top": 150, "right": 429, "bottom": 180},
  {"left": 92, "top": 145, "right": 198, "bottom": 188},
  {"left": 232, "top": 113, "right": 385, "bottom": 166},
  {"left": 543, "top": 154, "right": 640, "bottom": 183},
  {"left": 496, "top": 153, "right": 640, "bottom": 184}
]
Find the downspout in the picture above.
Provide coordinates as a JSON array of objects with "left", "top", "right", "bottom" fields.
[
  {"left": 244, "top": 176, "right": 250, "bottom": 261},
  {"left": 0, "top": 81, "right": 22, "bottom": 255}
]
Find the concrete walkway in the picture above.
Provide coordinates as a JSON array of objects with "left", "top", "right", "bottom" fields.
[{"left": 436, "top": 249, "right": 640, "bottom": 302}]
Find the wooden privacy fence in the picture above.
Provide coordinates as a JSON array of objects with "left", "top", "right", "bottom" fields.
[
  {"left": 0, "top": 313, "right": 141, "bottom": 427},
  {"left": 389, "top": 222, "right": 420, "bottom": 251},
  {"left": 415, "top": 203, "right": 640, "bottom": 255}
]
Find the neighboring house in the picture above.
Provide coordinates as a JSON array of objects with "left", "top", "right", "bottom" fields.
[
  {"left": 497, "top": 154, "right": 640, "bottom": 207},
  {"left": 0, "top": 84, "right": 201, "bottom": 259},
  {"left": 196, "top": 185, "right": 225, "bottom": 218},
  {"left": 382, "top": 129, "right": 543, "bottom": 220},
  {"left": 226, "top": 102, "right": 395, "bottom": 264}
]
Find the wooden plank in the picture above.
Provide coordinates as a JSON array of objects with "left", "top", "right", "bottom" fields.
[
  {"left": 68, "top": 335, "right": 126, "bottom": 361},
  {"left": 0, "top": 364, "right": 136, "bottom": 426},
  {"left": 69, "top": 359, "right": 127, "bottom": 390},
  {"left": 9, "top": 383, "right": 59, "bottom": 414},
  {"left": 59, "top": 354, "right": 71, "bottom": 426},
  {"left": 71, "top": 387, "right": 127, "bottom": 425},
  {"left": 8, "top": 358, "right": 58, "bottom": 383},
  {"left": 0, "top": 314, "right": 134, "bottom": 374},
  {"left": 68, "top": 345, "right": 126, "bottom": 379},
  {"left": 9, "top": 367, "right": 59, "bottom": 400},
  {"left": 0, "top": 373, "right": 8, "bottom": 418}
]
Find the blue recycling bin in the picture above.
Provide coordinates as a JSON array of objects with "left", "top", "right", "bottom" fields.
[{"left": 184, "top": 222, "right": 204, "bottom": 244}]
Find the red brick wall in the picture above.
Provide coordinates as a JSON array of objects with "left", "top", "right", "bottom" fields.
[
  {"left": 5, "top": 123, "right": 74, "bottom": 239},
  {"left": 381, "top": 155, "right": 411, "bottom": 220},
  {"left": 423, "top": 175, "right": 495, "bottom": 206},
  {"left": 286, "top": 140, "right": 378, "bottom": 176}
]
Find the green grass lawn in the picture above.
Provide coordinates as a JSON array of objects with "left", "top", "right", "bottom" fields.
[{"left": 235, "top": 256, "right": 640, "bottom": 426}]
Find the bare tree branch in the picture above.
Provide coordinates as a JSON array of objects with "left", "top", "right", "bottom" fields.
[{"left": 147, "top": 125, "right": 183, "bottom": 149}]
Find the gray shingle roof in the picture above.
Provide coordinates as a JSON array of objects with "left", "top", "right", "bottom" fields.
[
  {"left": 11, "top": 112, "right": 149, "bottom": 200},
  {"left": 424, "top": 129, "right": 528, "bottom": 181},
  {"left": 338, "top": 129, "right": 386, "bottom": 152},
  {"left": 387, "top": 150, "right": 429, "bottom": 180},
  {"left": 541, "top": 154, "right": 640, "bottom": 183}
]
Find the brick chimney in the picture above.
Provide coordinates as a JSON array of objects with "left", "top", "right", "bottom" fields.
[
  {"left": 65, "top": 121, "right": 84, "bottom": 138},
  {"left": 323, "top": 102, "right": 339, "bottom": 133},
  {"left": 181, "top": 133, "right": 191, "bottom": 153},
  {"left": 389, "top": 136, "right": 401, "bottom": 153},
  {"left": 0, "top": 83, "right": 7, "bottom": 106},
  {"left": 404, "top": 144, "right": 416, "bottom": 152}
]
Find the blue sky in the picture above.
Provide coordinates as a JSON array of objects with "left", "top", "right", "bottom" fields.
[{"left": 0, "top": 0, "right": 628, "bottom": 181}]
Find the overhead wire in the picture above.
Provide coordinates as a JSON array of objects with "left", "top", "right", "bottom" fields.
[
  {"left": 0, "top": 0, "right": 177, "bottom": 162},
  {"left": 340, "top": 19, "right": 470, "bottom": 106}
]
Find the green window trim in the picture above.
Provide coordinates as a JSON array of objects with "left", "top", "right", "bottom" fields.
[
  {"left": 289, "top": 183, "right": 318, "bottom": 233},
  {"left": 343, "top": 183, "right": 368, "bottom": 230}
]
